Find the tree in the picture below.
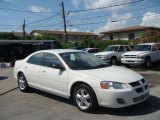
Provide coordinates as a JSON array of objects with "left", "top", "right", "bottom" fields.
[
  {"left": 0, "top": 33, "right": 22, "bottom": 40},
  {"left": 32, "top": 33, "right": 55, "bottom": 40}
]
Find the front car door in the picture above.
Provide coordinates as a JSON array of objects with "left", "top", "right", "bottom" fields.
[
  {"left": 39, "top": 52, "right": 68, "bottom": 97},
  {"left": 156, "top": 43, "right": 160, "bottom": 61},
  {"left": 150, "top": 44, "right": 158, "bottom": 62},
  {"left": 117, "top": 46, "right": 125, "bottom": 61}
]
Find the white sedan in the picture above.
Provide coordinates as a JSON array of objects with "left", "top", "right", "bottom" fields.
[{"left": 14, "top": 49, "right": 149, "bottom": 112}]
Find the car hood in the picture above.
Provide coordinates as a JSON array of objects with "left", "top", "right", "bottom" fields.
[
  {"left": 123, "top": 51, "right": 150, "bottom": 56},
  {"left": 77, "top": 66, "right": 142, "bottom": 83},
  {"left": 94, "top": 51, "right": 115, "bottom": 55}
]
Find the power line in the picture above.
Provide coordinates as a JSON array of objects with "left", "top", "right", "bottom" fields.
[
  {"left": 0, "top": 7, "right": 58, "bottom": 13},
  {"left": 69, "top": 0, "right": 144, "bottom": 13},
  {"left": 0, "top": 0, "right": 25, "bottom": 10},
  {"left": 67, "top": 4, "right": 160, "bottom": 23},
  {"left": 68, "top": 13, "right": 160, "bottom": 26},
  {"left": 27, "top": 14, "right": 60, "bottom": 25}
]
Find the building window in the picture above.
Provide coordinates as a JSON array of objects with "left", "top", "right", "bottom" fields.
[
  {"left": 128, "top": 33, "right": 135, "bottom": 40},
  {"left": 58, "top": 35, "right": 62, "bottom": 39},
  {"left": 110, "top": 35, "right": 113, "bottom": 40}
]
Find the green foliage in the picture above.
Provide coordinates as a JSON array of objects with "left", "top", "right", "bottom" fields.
[
  {"left": 0, "top": 33, "right": 22, "bottom": 40},
  {"left": 61, "top": 34, "right": 160, "bottom": 49},
  {"left": 33, "top": 33, "right": 55, "bottom": 40}
]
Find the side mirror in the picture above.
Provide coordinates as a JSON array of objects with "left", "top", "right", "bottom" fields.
[{"left": 52, "top": 64, "right": 66, "bottom": 71}]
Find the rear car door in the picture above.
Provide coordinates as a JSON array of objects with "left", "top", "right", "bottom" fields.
[
  {"left": 25, "top": 52, "right": 43, "bottom": 87},
  {"left": 39, "top": 52, "right": 68, "bottom": 97}
]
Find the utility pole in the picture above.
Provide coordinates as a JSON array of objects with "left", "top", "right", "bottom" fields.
[
  {"left": 61, "top": 1, "right": 67, "bottom": 43},
  {"left": 23, "top": 19, "right": 26, "bottom": 40}
]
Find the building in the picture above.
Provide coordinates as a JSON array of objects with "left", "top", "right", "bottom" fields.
[
  {"left": 0, "top": 32, "right": 29, "bottom": 39},
  {"left": 31, "top": 30, "right": 98, "bottom": 41},
  {"left": 100, "top": 26, "right": 160, "bottom": 41}
]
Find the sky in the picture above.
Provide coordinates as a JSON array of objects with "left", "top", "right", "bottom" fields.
[{"left": 0, "top": 0, "right": 160, "bottom": 34}]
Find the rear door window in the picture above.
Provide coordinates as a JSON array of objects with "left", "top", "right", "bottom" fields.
[{"left": 27, "top": 53, "right": 44, "bottom": 65}]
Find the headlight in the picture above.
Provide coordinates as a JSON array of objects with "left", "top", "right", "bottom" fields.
[
  {"left": 137, "top": 55, "right": 144, "bottom": 59},
  {"left": 102, "top": 55, "right": 108, "bottom": 59},
  {"left": 121, "top": 55, "right": 125, "bottom": 58},
  {"left": 100, "top": 81, "right": 127, "bottom": 89}
]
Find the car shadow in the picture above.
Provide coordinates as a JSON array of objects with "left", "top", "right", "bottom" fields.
[
  {"left": 30, "top": 89, "right": 160, "bottom": 116},
  {"left": 30, "top": 88, "right": 73, "bottom": 105},
  {"left": 96, "top": 95, "right": 160, "bottom": 116},
  {"left": 0, "top": 76, "right": 8, "bottom": 81}
]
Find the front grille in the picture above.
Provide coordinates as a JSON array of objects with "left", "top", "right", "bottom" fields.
[
  {"left": 133, "top": 92, "right": 149, "bottom": 102},
  {"left": 124, "top": 55, "right": 137, "bottom": 58},
  {"left": 96, "top": 55, "right": 103, "bottom": 59},
  {"left": 129, "top": 79, "right": 148, "bottom": 93},
  {"left": 130, "top": 81, "right": 140, "bottom": 87},
  {"left": 135, "top": 87, "right": 143, "bottom": 93}
]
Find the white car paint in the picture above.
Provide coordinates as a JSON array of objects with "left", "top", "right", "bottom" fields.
[
  {"left": 121, "top": 43, "right": 160, "bottom": 65},
  {"left": 14, "top": 49, "right": 149, "bottom": 108},
  {"left": 95, "top": 45, "right": 131, "bottom": 63}
]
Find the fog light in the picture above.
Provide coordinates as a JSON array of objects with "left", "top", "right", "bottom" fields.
[{"left": 116, "top": 98, "right": 126, "bottom": 104}]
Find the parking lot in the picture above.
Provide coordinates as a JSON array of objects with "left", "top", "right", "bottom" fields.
[{"left": 0, "top": 68, "right": 160, "bottom": 120}]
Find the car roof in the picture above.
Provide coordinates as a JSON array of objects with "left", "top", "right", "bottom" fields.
[
  {"left": 138, "top": 43, "right": 157, "bottom": 45},
  {"left": 37, "top": 49, "right": 82, "bottom": 54},
  {"left": 84, "top": 48, "right": 99, "bottom": 50},
  {"left": 109, "top": 45, "right": 129, "bottom": 46}
]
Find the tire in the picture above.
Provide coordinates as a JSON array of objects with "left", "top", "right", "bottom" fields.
[
  {"left": 143, "top": 57, "right": 151, "bottom": 68},
  {"left": 110, "top": 57, "right": 117, "bottom": 65},
  {"left": 124, "top": 64, "right": 131, "bottom": 68},
  {"left": 18, "top": 73, "right": 30, "bottom": 92},
  {"left": 73, "top": 84, "right": 98, "bottom": 113}
]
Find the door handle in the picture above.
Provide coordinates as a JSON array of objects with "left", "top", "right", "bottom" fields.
[{"left": 42, "top": 71, "right": 46, "bottom": 73}]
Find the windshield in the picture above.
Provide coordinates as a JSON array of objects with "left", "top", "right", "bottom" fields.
[
  {"left": 103, "top": 46, "right": 118, "bottom": 52},
  {"left": 133, "top": 45, "right": 151, "bottom": 51},
  {"left": 60, "top": 52, "right": 110, "bottom": 70}
]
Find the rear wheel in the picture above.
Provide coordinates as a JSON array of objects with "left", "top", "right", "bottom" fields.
[
  {"left": 18, "top": 73, "right": 30, "bottom": 92},
  {"left": 73, "top": 84, "right": 98, "bottom": 112},
  {"left": 110, "top": 57, "right": 117, "bottom": 65}
]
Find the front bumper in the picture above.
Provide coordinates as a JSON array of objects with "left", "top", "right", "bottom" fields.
[
  {"left": 121, "top": 58, "right": 145, "bottom": 65},
  {"left": 96, "top": 83, "right": 149, "bottom": 108}
]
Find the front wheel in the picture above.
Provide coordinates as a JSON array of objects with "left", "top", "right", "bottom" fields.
[
  {"left": 73, "top": 84, "right": 98, "bottom": 112},
  {"left": 18, "top": 73, "right": 30, "bottom": 92},
  {"left": 110, "top": 57, "right": 117, "bottom": 65},
  {"left": 143, "top": 57, "right": 151, "bottom": 68}
]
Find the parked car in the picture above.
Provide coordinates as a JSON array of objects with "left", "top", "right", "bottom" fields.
[
  {"left": 14, "top": 49, "right": 149, "bottom": 112},
  {"left": 69, "top": 46, "right": 86, "bottom": 50},
  {"left": 82, "top": 48, "right": 101, "bottom": 54},
  {"left": 121, "top": 43, "right": 160, "bottom": 67},
  {"left": 95, "top": 45, "right": 131, "bottom": 64}
]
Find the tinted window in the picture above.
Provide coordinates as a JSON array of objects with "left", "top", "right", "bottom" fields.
[
  {"left": 118, "top": 46, "right": 125, "bottom": 52},
  {"left": 27, "top": 53, "right": 43, "bottom": 65},
  {"left": 88, "top": 49, "right": 100, "bottom": 53},
  {"left": 151, "top": 45, "right": 157, "bottom": 51},
  {"left": 157, "top": 44, "right": 160, "bottom": 50},
  {"left": 133, "top": 45, "right": 151, "bottom": 51},
  {"left": 60, "top": 52, "right": 110, "bottom": 70},
  {"left": 125, "top": 46, "right": 131, "bottom": 51},
  {"left": 103, "top": 46, "right": 119, "bottom": 52},
  {"left": 43, "top": 53, "right": 62, "bottom": 68}
]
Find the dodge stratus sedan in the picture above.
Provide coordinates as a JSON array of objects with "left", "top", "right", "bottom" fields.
[{"left": 14, "top": 49, "right": 149, "bottom": 112}]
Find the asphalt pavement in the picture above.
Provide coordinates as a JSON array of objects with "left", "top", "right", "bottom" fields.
[{"left": 0, "top": 68, "right": 160, "bottom": 120}]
